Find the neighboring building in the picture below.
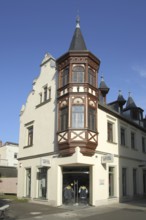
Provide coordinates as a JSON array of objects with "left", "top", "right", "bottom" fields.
[
  {"left": 0, "top": 141, "right": 18, "bottom": 194},
  {"left": 17, "top": 18, "right": 146, "bottom": 207},
  {"left": 0, "top": 141, "right": 18, "bottom": 166}
]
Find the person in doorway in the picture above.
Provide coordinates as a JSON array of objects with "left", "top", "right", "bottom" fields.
[
  {"left": 78, "top": 185, "right": 88, "bottom": 204},
  {"left": 63, "top": 184, "right": 74, "bottom": 204}
]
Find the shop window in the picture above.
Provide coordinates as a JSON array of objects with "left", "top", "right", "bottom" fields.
[
  {"left": 72, "top": 105, "right": 84, "bottom": 128},
  {"left": 133, "top": 168, "right": 137, "bottom": 195},
  {"left": 26, "top": 168, "right": 31, "bottom": 197},
  {"left": 37, "top": 168, "right": 47, "bottom": 199},
  {"left": 122, "top": 168, "right": 127, "bottom": 196},
  {"left": 109, "top": 167, "right": 115, "bottom": 197},
  {"left": 60, "top": 107, "right": 68, "bottom": 131},
  {"left": 142, "top": 137, "right": 146, "bottom": 153},
  {"left": 88, "top": 107, "right": 96, "bottom": 131},
  {"left": 72, "top": 66, "right": 84, "bottom": 83}
]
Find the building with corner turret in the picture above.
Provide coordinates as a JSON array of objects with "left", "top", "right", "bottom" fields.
[{"left": 17, "top": 18, "right": 146, "bottom": 207}]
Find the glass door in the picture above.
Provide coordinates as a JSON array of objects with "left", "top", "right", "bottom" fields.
[{"left": 63, "top": 166, "right": 89, "bottom": 206}]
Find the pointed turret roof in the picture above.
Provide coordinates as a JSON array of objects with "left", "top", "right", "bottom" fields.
[
  {"left": 69, "top": 16, "right": 87, "bottom": 51},
  {"left": 126, "top": 92, "right": 137, "bottom": 109},
  {"left": 99, "top": 76, "right": 110, "bottom": 94},
  {"left": 117, "top": 90, "right": 126, "bottom": 106}
]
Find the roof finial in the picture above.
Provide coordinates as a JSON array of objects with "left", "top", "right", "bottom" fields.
[
  {"left": 128, "top": 91, "right": 131, "bottom": 97},
  {"left": 76, "top": 14, "right": 80, "bottom": 28},
  {"left": 119, "top": 90, "right": 122, "bottom": 95}
]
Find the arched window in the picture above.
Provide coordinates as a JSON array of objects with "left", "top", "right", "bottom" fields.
[{"left": 72, "top": 66, "right": 84, "bottom": 83}]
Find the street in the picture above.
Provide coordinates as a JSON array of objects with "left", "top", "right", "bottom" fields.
[{"left": 3, "top": 199, "right": 146, "bottom": 220}]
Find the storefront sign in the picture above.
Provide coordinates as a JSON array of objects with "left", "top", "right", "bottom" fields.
[
  {"left": 99, "top": 179, "right": 104, "bottom": 185},
  {"left": 101, "top": 154, "right": 114, "bottom": 164},
  {"left": 40, "top": 158, "right": 51, "bottom": 167}
]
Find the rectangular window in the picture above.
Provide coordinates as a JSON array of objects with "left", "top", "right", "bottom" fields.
[
  {"left": 44, "top": 86, "right": 48, "bottom": 102},
  {"left": 143, "top": 170, "right": 146, "bottom": 194},
  {"left": 40, "top": 93, "right": 42, "bottom": 103},
  {"left": 133, "top": 168, "right": 137, "bottom": 195},
  {"left": 122, "top": 168, "right": 127, "bottom": 196},
  {"left": 88, "top": 108, "right": 96, "bottom": 131},
  {"left": 88, "top": 69, "right": 96, "bottom": 86},
  {"left": 28, "top": 126, "right": 33, "bottom": 146},
  {"left": 142, "top": 137, "right": 146, "bottom": 153},
  {"left": 131, "top": 132, "right": 135, "bottom": 149},
  {"left": 62, "top": 69, "right": 69, "bottom": 86},
  {"left": 109, "top": 167, "right": 115, "bottom": 197},
  {"left": 107, "top": 122, "right": 113, "bottom": 142},
  {"left": 60, "top": 107, "right": 68, "bottom": 131},
  {"left": 14, "top": 153, "right": 17, "bottom": 159},
  {"left": 121, "top": 127, "right": 126, "bottom": 146},
  {"left": 72, "top": 106, "right": 84, "bottom": 128}
]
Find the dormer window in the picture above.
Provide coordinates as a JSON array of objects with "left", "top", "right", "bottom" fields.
[{"left": 72, "top": 66, "right": 84, "bottom": 83}]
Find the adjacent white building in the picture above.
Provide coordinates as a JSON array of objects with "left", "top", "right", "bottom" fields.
[
  {"left": 0, "top": 141, "right": 18, "bottom": 167},
  {"left": 17, "top": 18, "right": 146, "bottom": 207},
  {"left": 0, "top": 141, "right": 18, "bottom": 194}
]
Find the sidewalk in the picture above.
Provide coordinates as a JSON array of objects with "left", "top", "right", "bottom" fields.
[{"left": 5, "top": 199, "right": 146, "bottom": 220}]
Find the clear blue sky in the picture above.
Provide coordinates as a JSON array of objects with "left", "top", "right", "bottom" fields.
[{"left": 1, "top": 0, "right": 146, "bottom": 143}]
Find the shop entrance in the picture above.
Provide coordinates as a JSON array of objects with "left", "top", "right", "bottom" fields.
[{"left": 63, "top": 166, "right": 89, "bottom": 206}]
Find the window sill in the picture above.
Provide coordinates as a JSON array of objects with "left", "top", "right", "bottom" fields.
[
  {"left": 120, "top": 144, "right": 128, "bottom": 148},
  {"left": 36, "top": 98, "right": 51, "bottom": 108},
  {"left": 107, "top": 140, "right": 117, "bottom": 145},
  {"left": 131, "top": 148, "right": 138, "bottom": 151},
  {"left": 23, "top": 145, "right": 33, "bottom": 149}
]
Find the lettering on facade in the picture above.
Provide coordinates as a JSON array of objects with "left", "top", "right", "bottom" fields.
[
  {"left": 101, "top": 154, "right": 114, "bottom": 164},
  {"left": 99, "top": 179, "right": 104, "bottom": 185},
  {"left": 40, "top": 158, "right": 51, "bottom": 167}
]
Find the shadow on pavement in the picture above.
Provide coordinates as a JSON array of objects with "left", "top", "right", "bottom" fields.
[{"left": 0, "top": 199, "right": 69, "bottom": 220}]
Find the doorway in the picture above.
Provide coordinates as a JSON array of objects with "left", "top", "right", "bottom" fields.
[
  {"left": 26, "top": 168, "right": 31, "bottom": 197},
  {"left": 63, "top": 166, "right": 89, "bottom": 206}
]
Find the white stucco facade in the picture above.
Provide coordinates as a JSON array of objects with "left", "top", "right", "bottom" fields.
[
  {"left": 0, "top": 142, "right": 18, "bottom": 166},
  {"left": 17, "top": 53, "right": 146, "bottom": 207}
]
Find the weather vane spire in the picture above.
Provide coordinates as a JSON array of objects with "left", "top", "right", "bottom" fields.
[{"left": 76, "top": 10, "right": 80, "bottom": 28}]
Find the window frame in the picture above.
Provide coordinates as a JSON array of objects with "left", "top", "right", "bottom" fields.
[
  {"left": 88, "top": 68, "right": 96, "bottom": 86},
  {"left": 120, "top": 127, "right": 126, "bottom": 146},
  {"left": 72, "top": 105, "right": 84, "bottom": 129},
  {"left": 72, "top": 66, "right": 85, "bottom": 83},
  {"left": 107, "top": 121, "right": 113, "bottom": 143},
  {"left": 131, "top": 131, "right": 136, "bottom": 149},
  {"left": 60, "top": 107, "right": 68, "bottom": 131},
  {"left": 61, "top": 68, "right": 69, "bottom": 87},
  {"left": 122, "top": 167, "right": 127, "bottom": 196},
  {"left": 88, "top": 107, "right": 96, "bottom": 131},
  {"left": 27, "top": 125, "right": 33, "bottom": 146},
  {"left": 142, "top": 136, "right": 146, "bottom": 153}
]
